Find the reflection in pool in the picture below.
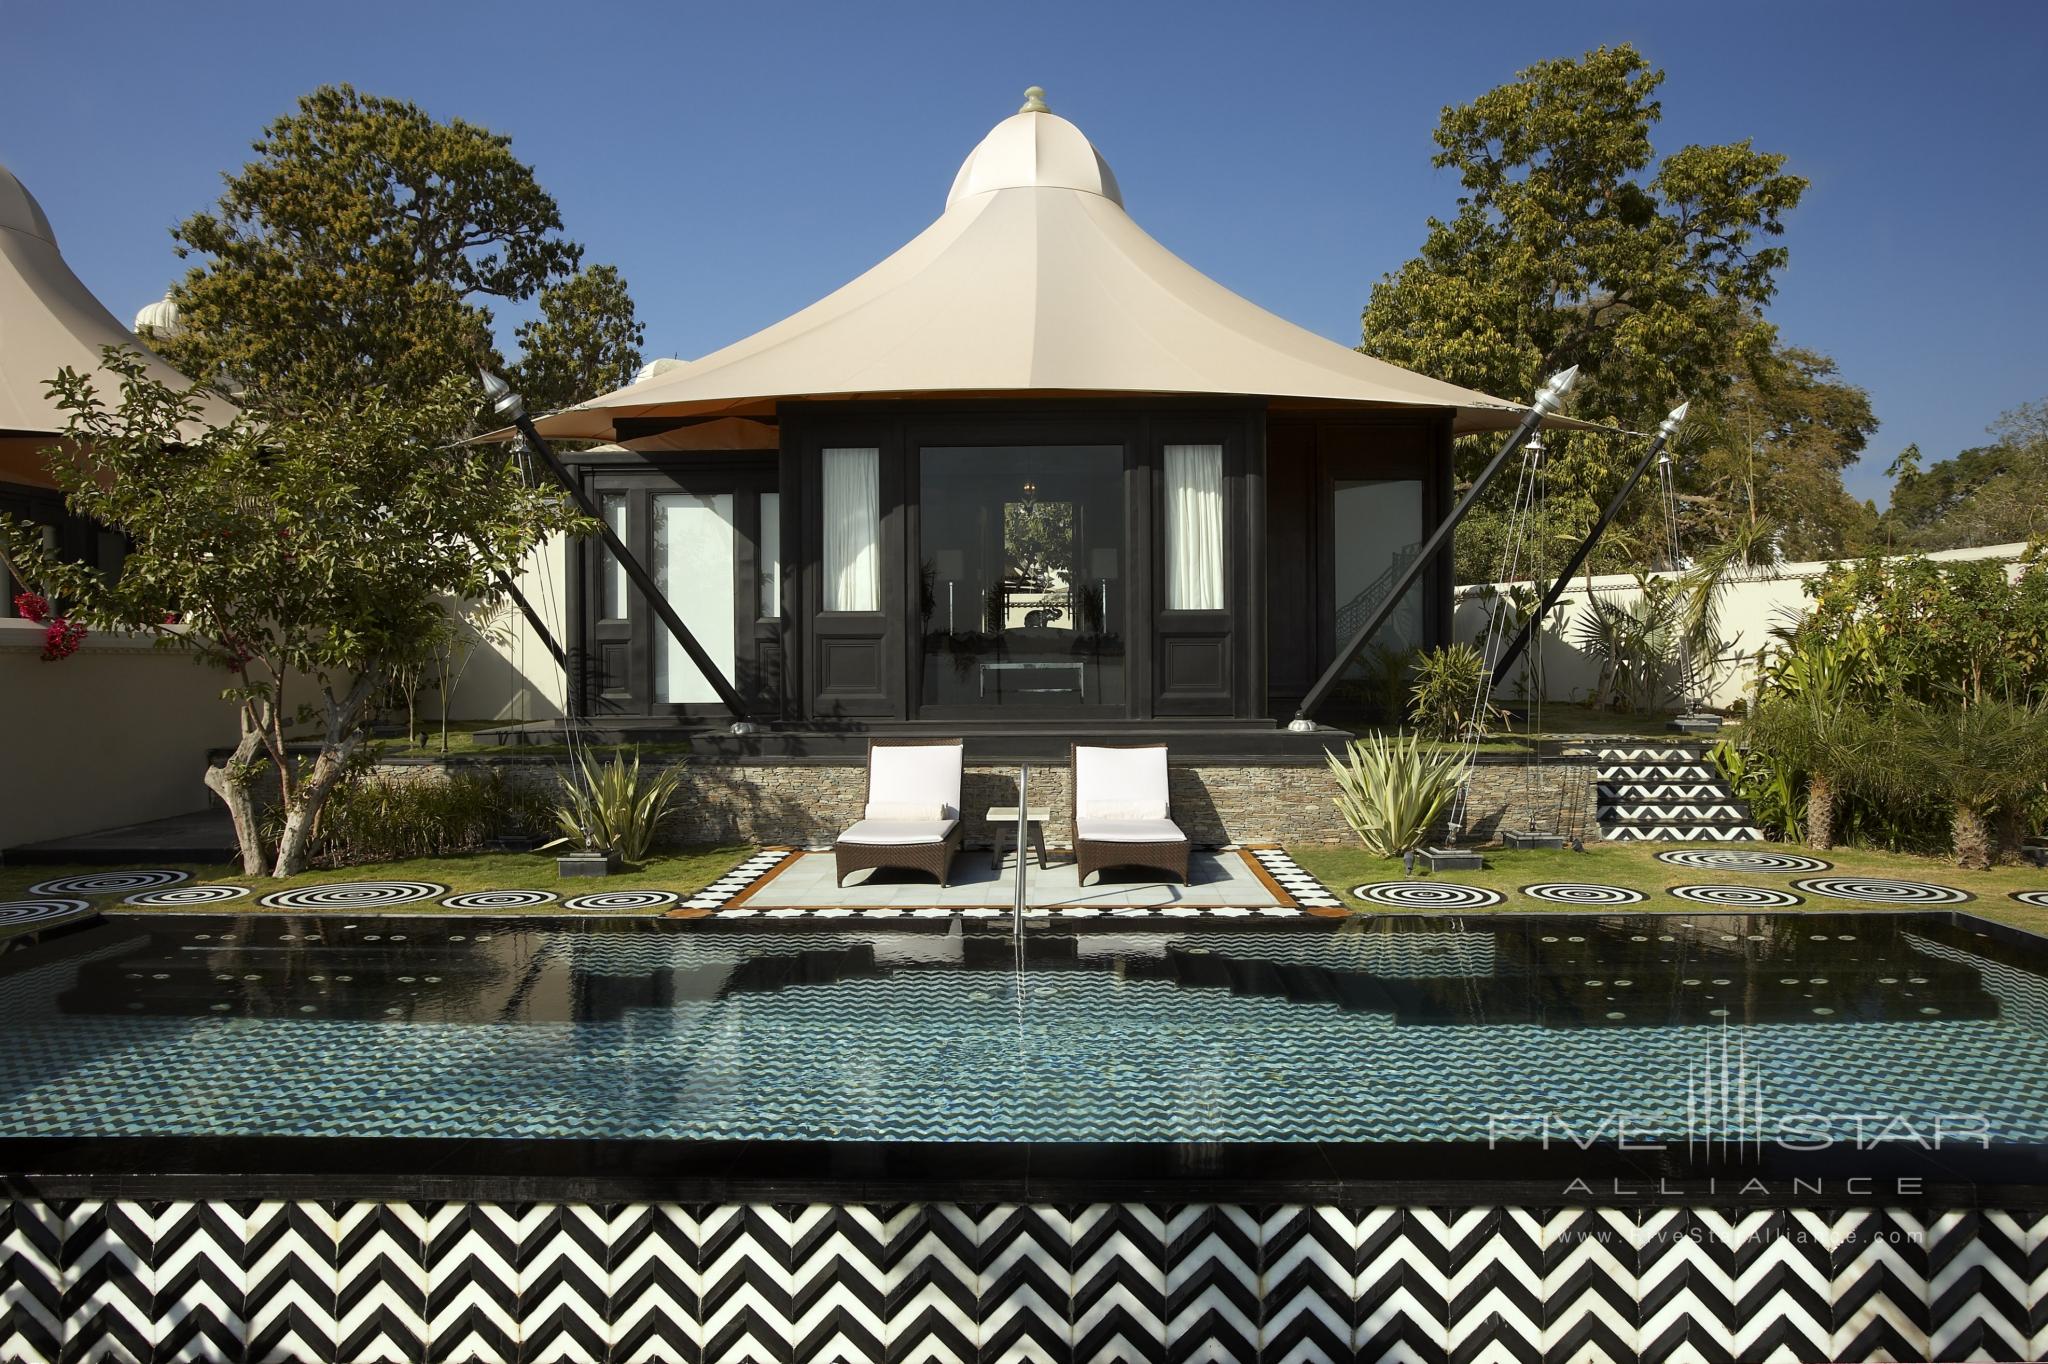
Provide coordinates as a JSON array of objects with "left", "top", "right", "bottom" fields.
[{"left": 2, "top": 911, "right": 2045, "bottom": 1147}]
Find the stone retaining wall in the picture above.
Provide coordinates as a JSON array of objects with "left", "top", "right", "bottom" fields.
[{"left": 372, "top": 754, "right": 1598, "bottom": 849}]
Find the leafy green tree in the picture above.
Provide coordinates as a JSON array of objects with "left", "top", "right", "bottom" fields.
[
  {"left": 1797, "top": 554, "right": 2048, "bottom": 705},
  {"left": 161, "top": 84, "right": 640, "bottom": 414},
  {"left": 1358, "top": 45, "right": 1882, "bottom": 581},
  {"left": 508, "top": 264, "right": 646, "bottom": 415},
  {"left": 1687, "top": 345, "right": 1878, "bottom": 561},
  {"left": 1883, "top": 400, "right": 2048, "bottom": 550},
  {"left": 0, "top": 349, "right": 587, "bottom": 877}
]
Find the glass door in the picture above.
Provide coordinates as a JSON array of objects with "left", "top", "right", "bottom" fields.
[{"left": 916, "top": 444, "right": 1126, "bottom": 714}]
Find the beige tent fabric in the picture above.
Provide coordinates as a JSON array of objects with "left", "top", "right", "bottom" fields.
[
  {"left": 0, "top": 163, "right": 234, "bottom": 440},
  {"left": 527, "top": 105, "right": 1555, "bottom": 442}
]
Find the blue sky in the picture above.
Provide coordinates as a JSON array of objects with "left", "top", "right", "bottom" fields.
[{"left": 7, "top": 1, "right": 2044, "bottom": 503}]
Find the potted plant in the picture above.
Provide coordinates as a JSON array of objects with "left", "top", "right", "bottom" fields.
[{"left": 541, "top": 749, "right": 686, "bottom": 877}]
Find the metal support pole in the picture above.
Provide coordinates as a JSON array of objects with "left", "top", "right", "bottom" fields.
[
  {"left": 493, "top": 568, "right": 567, "bottom": 670},
  {"left": 1488, "top": 401, "right": 1689, "bottom": 688},
  {"left": 1289, "top": 366, "right": 1579, "bottom": 729},
  {"left": 481, "top": 373, "right": 755, "bottom": 727}
]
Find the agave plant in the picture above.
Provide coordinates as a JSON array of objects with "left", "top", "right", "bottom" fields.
[
  {"left": 541, "top": 749, "right": 687, "bottom": 864},
  {"left": 1326, "top": 732, "right": 1468, "bottom": 857}
]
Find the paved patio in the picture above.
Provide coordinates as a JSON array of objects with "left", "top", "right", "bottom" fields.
[{"left": 746, "top": 848, "right": 1289, "bottom": 909}]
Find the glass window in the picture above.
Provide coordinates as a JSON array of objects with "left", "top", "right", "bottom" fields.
[
  {"left": 822, "top": 448, "right": 879, "bottom": 611},
  {"left": 652, "top": 492, "right": 736, "bottom": 704},
  {"left": 599, "top": 493, "right": 628, "bottom": 619},
  {"left": 758, "top": 491, "right": 781, "bottom": 618},
  {"left": 1333, "top": 478, "right": 1425, "bottom": 675},
  {"left": 1164, "top": 443, "right": 1224, "bottom": 609},
  {"left": 918, "top": 445, "right": 1124, "bottom": 710}
]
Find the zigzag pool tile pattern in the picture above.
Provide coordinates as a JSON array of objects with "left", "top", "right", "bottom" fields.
[{"left": 6, "top": 1199, "right": 2041, "bottom": 1363}]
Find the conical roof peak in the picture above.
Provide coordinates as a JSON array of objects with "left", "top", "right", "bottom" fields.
[
  {"left": 0, "top": 163, "right": 58, "bottom": 246},
  {"left": 945, "top": 88, "right": 1122, "bottom": 209}
]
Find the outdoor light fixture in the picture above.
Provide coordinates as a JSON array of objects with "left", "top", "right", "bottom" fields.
[{"left": 1289, "top": 365, "right": 1580, "bottom": 730}]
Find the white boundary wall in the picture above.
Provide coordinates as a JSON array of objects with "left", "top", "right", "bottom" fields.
[
  {"left": 0, "top": 619, "right": 239, "bottom": 846},
  {"left": 1455, "top": 542, "right": 2032, "bottom": 710},
  {"left": 446, "top": 538, "right": 569, "bottom": 724}
]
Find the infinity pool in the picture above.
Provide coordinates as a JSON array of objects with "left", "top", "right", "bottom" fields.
[{"left": 4, "top": 910, "right": 2047, "bottom": 1151}]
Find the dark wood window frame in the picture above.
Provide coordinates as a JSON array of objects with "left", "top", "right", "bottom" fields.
[
  {"left": 782, "top": 399, "right": 1268, "bottom": 726},
  {"left": 565, "top": 451, "right": 782, "bottom": 720}
]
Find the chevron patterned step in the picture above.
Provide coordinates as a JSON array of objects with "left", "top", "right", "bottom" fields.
[
  {"left": 1595, "top": 781, "right": 1738, "bottom": 801},
  {"left": 1598, "top": 803, "right": 1753, "bottom": 823},
  {"left": 1600, "top": 822, "right": 1766, "bottom": 842},
  {"left": 1595, "top": 764, "right": 1718, "bottom": 782},
  {"left": 1561, "top": 744, "right": 1708, "bottom": 761}
]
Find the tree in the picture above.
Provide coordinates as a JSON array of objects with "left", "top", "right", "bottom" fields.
[
  {"left": 160, "top": 84, "right": 638, "bottom": 414},
  {"left": 1686, "top": 344, "right": 1879, "bottom": 561},
  {"left": 1883, "top": 400, "right": 2048, "bottom": 550},
  {"left": 0, "top": 349, "right": 587, "bottom": 877},
  {"left": 1359, "top": 45, "right": 1856, "bottom": 581},
  {"left": 508, "top": 264, "right": 646, "bottom": 415}
]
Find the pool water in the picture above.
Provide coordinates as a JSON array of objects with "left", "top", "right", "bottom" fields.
[{"left": 3, "top": 911, "right": 2047, "bottom": 1147}]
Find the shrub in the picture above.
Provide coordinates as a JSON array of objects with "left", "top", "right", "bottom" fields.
[
  {"left": 545, "top": 749, "right": 687, "bottom": 864},
  {"left": 267, "top": 769, "right": 553, "bottom": 867},
  {"left": 1408, "top": 643, "right": 1490, "bottom": 741},
  {"left": 1326, "top": 732, "right": 1467, "bottom": 857},
  {"left": 1884, "top": 697, "right": 2048, "bottom": 869}
]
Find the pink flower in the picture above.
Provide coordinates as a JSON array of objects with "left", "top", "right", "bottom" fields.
[
  {"left": 40, "top": 617, "right": 85, "bottom": 662},
  {"left": 13, "top": 591, "right": 48, "bottom": 624}
]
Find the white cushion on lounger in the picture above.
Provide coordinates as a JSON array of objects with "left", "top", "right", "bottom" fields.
[
  {"left": 1075, "top": 817, "right": 1186, "bottom": 843},
  {"left": 866, "top": 801, "right": 946, "bottom": 821},
  {"left": 869, "top": 745, "right": 962, "bottom": 818},
  {"left": 1081, "top": 800, "right": 1167, "bottom": 821},
  {"left": 838, "top": 818, "right": 958, "bottom": 846},
  {"left": 1073, "top": 745, "right": 1169, "bottom": 819}
]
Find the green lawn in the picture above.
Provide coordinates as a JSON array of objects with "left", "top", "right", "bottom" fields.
[
  {"left": 1287, "top": 839, "right": 2048, "bottom": 935},
  {"left": 0, "top": 846, "right": 755, "bottom": 911}
]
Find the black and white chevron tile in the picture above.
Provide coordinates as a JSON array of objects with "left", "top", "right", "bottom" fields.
[
  {"left": 1575, "top": 743, "right": 1767, "bottom": 844},
  {"left": 4, "top": 1197, "right": 2042, "bottom": 1362}
]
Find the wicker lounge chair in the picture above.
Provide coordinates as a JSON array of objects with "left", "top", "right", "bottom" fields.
[
  {"left": 1070, "top": 743, "right": 1191, "bottom": 886},
  {"left": 834, "top": 738, "right": 966, "bottom": 887}
]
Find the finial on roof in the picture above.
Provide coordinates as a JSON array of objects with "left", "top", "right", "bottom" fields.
[{"left": 1019, "top": 86, "right": 1049, "bottom": 114}]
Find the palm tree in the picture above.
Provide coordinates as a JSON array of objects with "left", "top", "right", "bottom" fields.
[
  {"left": 1744, "top": 691, "right": 1877, "bottom": 851},
  {"left": 1890, "top": 697, "right": 2048, "bottom": 870}
]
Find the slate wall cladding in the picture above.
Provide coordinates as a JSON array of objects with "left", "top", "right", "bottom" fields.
[
  {"left": 2, "top": 1197, "right": 2042, "bottom": 1363},
  {"left": 372, "top": 756, "right": 1599, "bottom": 850}
]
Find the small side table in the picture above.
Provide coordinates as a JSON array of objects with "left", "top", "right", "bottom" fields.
[{"left": 987, "top": 805, "right": 1053, "bottom": 870}]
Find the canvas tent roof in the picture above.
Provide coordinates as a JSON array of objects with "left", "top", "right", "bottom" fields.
[
  {"left": 525, "top": 92, "right": 1563, "bottom": 441},
  {"left": 0, "top": 162, "right": 233, "bottom": 442}
]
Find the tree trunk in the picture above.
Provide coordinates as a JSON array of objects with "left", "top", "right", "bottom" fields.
[
  {"left": 1994, "top": 805, "right": 2029, "bottom": 866},
  {"left": 270, "top": 671, "right": 380, "bottom": 878},
  {"left": 1952, "top": 803, "right": 1995, "bottom": 872},
  {"left": 203, "top": 721, "right": 269, "bottom": 876},
  {"left": 1805, "top": 772, "right": 1836, "bottom": 852}
]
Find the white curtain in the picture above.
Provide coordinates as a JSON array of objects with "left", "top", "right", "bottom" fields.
[
  {"left": 1164, "top": 443, "right": 1224, "bottom": 610},
  {"left": 822, "top": 447, "right": 880, "bottom": 611},
  {"left": 652, "top": 493, "right": 736, "bottom": 704}
]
